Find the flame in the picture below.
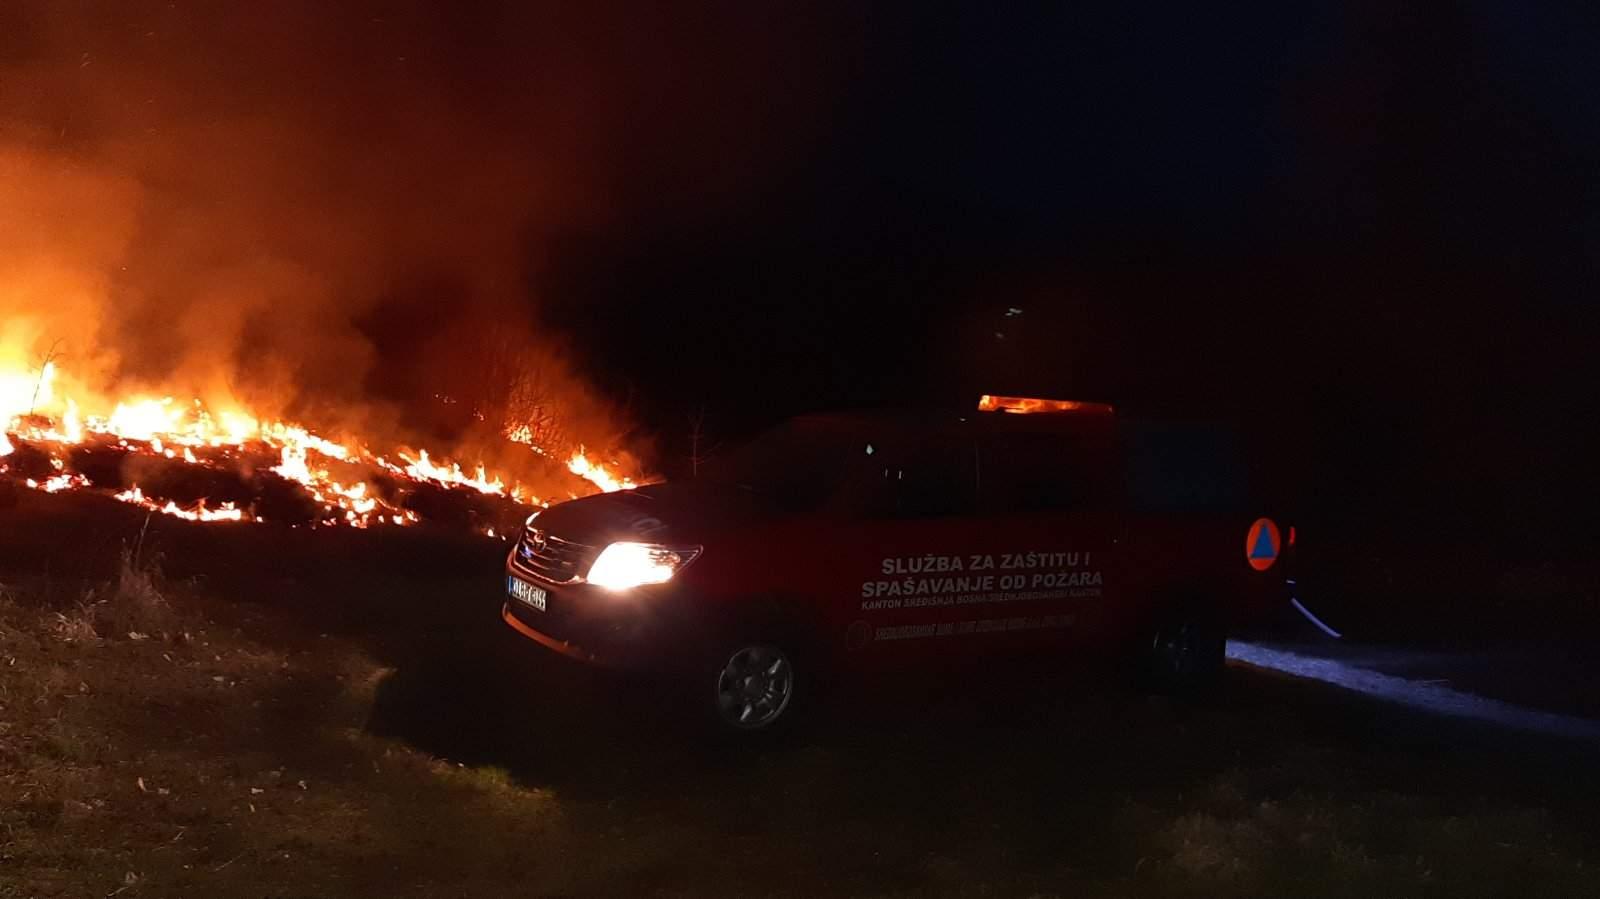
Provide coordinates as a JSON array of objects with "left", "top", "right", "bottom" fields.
[
  {"left": 976, "top": 394, "right": 1115, "bottom": 415},
  {"left": 115, "top": 485, "right": 246, "bottom": 522},
  {"left": 2, "top": 358, "right": 637, "bottom": 528},
  {"left": 28, "top": 472, "right": 89, "bottom": 493},
  {"left": 504, "top": 425, "right": 546, "bottom": 454},
  {"left": 386, "top": 449, "right": 509, "bottom": 496},
  {"left": 62, "top": 399, "right": 83, "bottom": 442},
  {"left": 504, "top": 425, "right": 630, "bottom": 493},
  {"left": 567, "top": 448, "right": 636, "bottom": 493},
  {"left": 106, "top": 398, "right": 185, "bottom": 442}
]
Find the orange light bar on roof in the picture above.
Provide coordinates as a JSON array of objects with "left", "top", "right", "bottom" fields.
[{"left": 977, "top": 394, "right": 1115, "bottom": 415}]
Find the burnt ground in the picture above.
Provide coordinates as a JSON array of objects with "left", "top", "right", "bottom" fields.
[{"left": 3, "top": 489, "right": 1600, "bottom": 898}]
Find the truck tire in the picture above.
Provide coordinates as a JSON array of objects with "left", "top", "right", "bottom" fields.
[
  {"left": 1142, "top": 607, "right": 1226, "bottom": 694},
  {"left": 694, "top": 598, "right": 829, "bottom": 738},
  {"left": 703, "top": 637, "right": 802, "bottom": 735}
]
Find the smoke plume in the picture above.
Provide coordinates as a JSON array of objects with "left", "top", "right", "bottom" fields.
[{"left": 0, "top": 1, "right": 843, "bottom": 475}]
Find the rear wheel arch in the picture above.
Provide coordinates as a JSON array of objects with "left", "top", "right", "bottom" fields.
[{"left": 1144, "top": 577, "right": 1230, "bottom": 625}]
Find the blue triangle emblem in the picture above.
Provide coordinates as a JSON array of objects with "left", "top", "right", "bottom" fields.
[{"left": 1250, "top": 525, "right": 1277, "bottom": 559}]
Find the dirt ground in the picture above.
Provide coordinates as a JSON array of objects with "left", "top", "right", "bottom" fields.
[{"left": 3, "top": 491, "right": 1599, "bottom": 898}]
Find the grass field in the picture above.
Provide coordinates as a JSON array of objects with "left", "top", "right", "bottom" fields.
[{"left": 2, "top": 492, "right": 1598, "bottom": 897}]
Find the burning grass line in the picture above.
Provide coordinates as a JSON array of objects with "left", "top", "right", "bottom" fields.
[{"left": 3, "top": 357, "right": 639, "bottom": 531}]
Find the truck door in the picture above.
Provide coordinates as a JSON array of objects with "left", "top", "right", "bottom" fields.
[
  {"left": 825, "top": 430, "right": 995, "bottom": 667},
  {"left": 971, "top": 427, "right": 1122, "bottom": 652}
]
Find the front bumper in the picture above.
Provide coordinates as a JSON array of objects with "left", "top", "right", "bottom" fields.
[
  {"left": 503, "top": 603, "right": 620, "bottom": 665},
  {"left": 501, "top": 557, "right": 689, "bottom": 670}
]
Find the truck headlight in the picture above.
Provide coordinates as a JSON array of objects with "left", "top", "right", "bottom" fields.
[{"left": 586, "top": 542, "right": 701, "bottom": 590}]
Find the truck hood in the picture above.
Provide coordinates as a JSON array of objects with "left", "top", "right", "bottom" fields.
[{"left": 529, "top": 480, "right": 775, "bottom": 547}]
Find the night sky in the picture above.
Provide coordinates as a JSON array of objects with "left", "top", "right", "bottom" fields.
[{"left": 537, "top": 3, "right": 1598, "bottom": 559}]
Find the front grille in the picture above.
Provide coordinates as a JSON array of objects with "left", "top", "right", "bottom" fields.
[{"left": 510, "top": 527, "right": 599, "bottom": 585}]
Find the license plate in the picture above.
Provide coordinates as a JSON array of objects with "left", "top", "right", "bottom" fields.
[{"left": 506, "top": 576, "right": 547, "bottom": 612}]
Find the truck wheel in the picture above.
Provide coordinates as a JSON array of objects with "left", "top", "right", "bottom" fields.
[
  {"left": 1144, "top": 611, "right": 1225, "bottom": 694},
  {"left": 710, "top": 641, "right": 797, "bottom": 733}
]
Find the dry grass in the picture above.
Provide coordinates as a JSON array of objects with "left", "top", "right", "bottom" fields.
[
  {"left": 26, "top": 544, "right": 185, "bottom": 650},
  {"left": 0, "top": 571, "right": 573, "bottom": 898}
]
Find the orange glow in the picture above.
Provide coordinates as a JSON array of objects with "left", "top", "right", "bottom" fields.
[
  {"left": 62, "top": 399, "right": 83, "bottom": 442},
  {"left": 976, "top": 394, "right": 1114, "bottom": 415},
  {"left": 0, "top": 361, "right": 55, "bottom": 423}
]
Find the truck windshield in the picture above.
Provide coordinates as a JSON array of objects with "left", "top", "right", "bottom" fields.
[{"left": 700, "top": 420, "right": 870, "bottom": 510}]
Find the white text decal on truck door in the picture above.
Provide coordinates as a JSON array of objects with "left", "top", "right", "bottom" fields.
[{"left": 860, "top": 551, "right": 1102, "bottom": 610}]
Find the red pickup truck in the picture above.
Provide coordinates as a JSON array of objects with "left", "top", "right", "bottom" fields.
[{"left": 503, "top": 395, "right": 1291, "bottom": 733}]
